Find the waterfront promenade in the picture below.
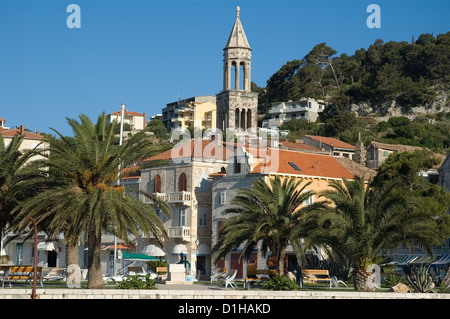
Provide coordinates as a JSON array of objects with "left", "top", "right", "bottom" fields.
[{"left": 0, "top": 283, "right": 449, "bottom": 299}]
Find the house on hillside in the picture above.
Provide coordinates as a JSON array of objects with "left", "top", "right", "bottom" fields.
[
  {"left": 108, "top": 109, "right": 147, "bottom": 132},
  {"left": 302, "top": 135, "right": 356, "bottom": 160}
]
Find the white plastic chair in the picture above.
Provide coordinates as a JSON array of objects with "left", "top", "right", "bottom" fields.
[{"left": 225, "top": 270, "right": 237, "bottom": 289}]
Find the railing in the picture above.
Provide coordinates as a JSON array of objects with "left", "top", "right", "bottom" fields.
[
  {"left": 142, "top": 191, "right": 191, "bottom": 204},
  {"left": 167, "top": 191, "right": 191, "bottom": 203},
  {"left": 148, "top": 226, "right": 190, "bottom": 242},
  {"left": 168, "top": 226, "right": 191, "bottom": 241}
]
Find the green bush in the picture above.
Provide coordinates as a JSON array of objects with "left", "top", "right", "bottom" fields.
[
  {"left": 117, "top": 274, "right": 157, "bottom": 289},
  {"left": 262, "top": 276, "right": 298, "bottom": 291}
]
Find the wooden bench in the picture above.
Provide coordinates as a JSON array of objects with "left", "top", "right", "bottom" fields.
[
  {"left": 244, "top": 269, "right": 275, "bottom": 289},
  {"left": 1, "top": 266, "right": 43, "bottom": 288},
  {"left": 301, "top": 269, "right": 332, "bottom": 287},
  {"left": 156, "top": 267, "right": 168, "bottom": 281}
]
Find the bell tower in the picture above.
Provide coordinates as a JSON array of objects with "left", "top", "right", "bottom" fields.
[{"left": 216, "top": 6, "right": 258, "bottom": 136}]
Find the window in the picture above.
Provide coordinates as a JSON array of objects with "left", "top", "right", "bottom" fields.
[
  {"left": 178, "top": 173, "right": 187, "bottom": 191},
  {"left": 219, "top": 191, "right": 226, "bottom": 205},
  {"left": 154, "top": 175, "right": 162, "bottom": 193},
  {"left": 234, "top": 157, "right": 242, "bottom": 174},
  {"left": 288, "top": 162, "right": 301, "bottom": 171},
  {"left": 179, "top": 208, "right": 186, "bottom": 226},
  {"left": 304, "top": 192, "right": 314, "bottom": 206},
  {"left": 198, "top": 207, "right": 208, "bottom": 227}
]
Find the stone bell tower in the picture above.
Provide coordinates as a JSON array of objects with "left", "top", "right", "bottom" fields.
[{"left": 216, "top": 6, "right": 258, "bottom": 136}]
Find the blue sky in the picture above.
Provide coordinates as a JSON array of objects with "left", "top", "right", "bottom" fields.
[{"left": 0, "top": 0, "right": 449, "bottom": 137}]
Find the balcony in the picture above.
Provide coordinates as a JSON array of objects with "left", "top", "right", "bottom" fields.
[
  {"left": 147, "top": 226, "right": 190, "bottom": 242},
  {"left": 142, "top": 191, "right": 191, "bottom": 205},
  {"left": 168, "top": 226, "right": 191, "bottom": 241}
]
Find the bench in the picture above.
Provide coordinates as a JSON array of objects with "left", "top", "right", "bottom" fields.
[
  {"left": 1, "top": 266, "right": 43, "bottom": 288},
  {"left": 301, "top": 269, "right": 332, "bottom": 287},
  {"left": 244, "top": 269, "right": 275, "bottom": 289},
  {"left": 156, "top": 267, "right": 168, "bottom": 281},
  {"left": 42, "top": 268, "right": 66, "bottom": 281}
]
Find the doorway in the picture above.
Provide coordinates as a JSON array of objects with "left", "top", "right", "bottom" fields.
[{"left": 48, "top": 250, "right": 57, "bottom": 267}]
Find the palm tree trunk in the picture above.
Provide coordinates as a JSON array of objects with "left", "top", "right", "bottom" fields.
[
  {"left": 354, "top": 268, "right": 376, "bottom": 292},
  {"left": 87, "top": 220, "right": 104, "bottom": 289},
  {"left": 276, "top": 246, "right": 287, "bottom": 276},
  {"left": 66, "top": 242, "right": 80, "bottom": 287}
]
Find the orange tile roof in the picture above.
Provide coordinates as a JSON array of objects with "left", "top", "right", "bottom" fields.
[
  {"left": 143, "top": 139, "right": 233, "bottom": 162},
  {"left": 0, "top": 127, "right": 44, "bottom": 139},
  {"left": 110, "top": 110, "right": 145, "bottom": 117},
  {"left": 251, "top": 148, "right": 355, "bottom": 179},
  {"left": 279, "top": 141, "right": 320, "bottom": 151},
  {"left": 144, "top": 139, "right": 357, "bottom": 180},
  {"left": 305, "top": 135, "right": 355, "bottom": 150}
]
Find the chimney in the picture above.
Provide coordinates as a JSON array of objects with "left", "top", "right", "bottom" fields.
[{"left": 19, "top": 125, "right": 25, "bottom": 135}]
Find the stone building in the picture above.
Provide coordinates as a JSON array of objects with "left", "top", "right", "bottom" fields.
[
  {"left": 302, "top": 135, "right": 356, "bottom": 160},
  {"left": 216, "top": 6, "right": 258, "bottom": 136},
  {"left": 136, "top": 139, "right": 232, "bottom": 280},
  {"left": 210, "top": 143, "right": 376, "bottom": 279}
]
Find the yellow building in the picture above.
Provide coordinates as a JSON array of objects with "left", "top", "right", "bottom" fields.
[
  {"left": 162, "top": 95, "right": 217, "bottom": 132},
  {"left": 172, "top": 100, "right": 217, "bottom": 132}
]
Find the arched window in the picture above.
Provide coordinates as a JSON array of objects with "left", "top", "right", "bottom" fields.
[
  {"left": 247, "top": 109, "right": 252, "bottom": 130},
  {"left": 154, "top": 175, "right": 161, "bottom": 193},
  {"left": 235, "top": 108, "right": 240, "bottom": 128},
  {"left": 178, "top": 172, "right": 187, "bottom": 192}
]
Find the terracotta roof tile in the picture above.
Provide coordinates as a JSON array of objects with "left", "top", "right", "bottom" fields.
[
  {"left": 279, "top": 141, "right": 320, "bottom": 151},
  {"left": 305, "top": 135, "right": 355, "bottom": 150}
]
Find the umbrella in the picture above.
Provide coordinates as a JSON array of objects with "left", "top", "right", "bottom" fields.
[
  {"left": 172, "top": 244, "right": 187, "bottom": 256},
  {"left": 142, "top": 245, "right": 166, "bottom": 257}
]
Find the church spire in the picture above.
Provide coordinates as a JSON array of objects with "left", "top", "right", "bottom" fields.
[{"left": 224, "top": 6, "right": 250, "bottom": 49}]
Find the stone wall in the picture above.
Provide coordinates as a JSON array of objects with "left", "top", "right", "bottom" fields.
[{"left": 1, "top": 288, "right": 449, "bottom": 299}]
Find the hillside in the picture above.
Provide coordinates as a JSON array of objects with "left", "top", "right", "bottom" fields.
[{"left": 257, "top": 32, "right": 450, "bottom": 117}]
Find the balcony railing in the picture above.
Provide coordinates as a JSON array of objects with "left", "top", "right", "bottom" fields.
[
  {"left": 142, "top": 191, "right": 191, "bottom": 205},
  {"left": 147, "top": 226, "right": 190, "bottom": 242},
  {"left": 168, "top": 226, "right": 190, "bottom": 241}
]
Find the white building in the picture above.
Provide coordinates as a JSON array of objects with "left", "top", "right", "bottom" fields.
[{"left": 262, "top": 98, "right": 326, "bottom": 129}]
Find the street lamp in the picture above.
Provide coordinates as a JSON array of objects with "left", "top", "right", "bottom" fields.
[{"left": 113, "top": 103, "right": 126, "bottom": 276}]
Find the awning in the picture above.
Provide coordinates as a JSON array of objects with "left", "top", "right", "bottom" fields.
[
  {"left": 197, "top": 243, "right": 210, "bottom": 256},
  {"left": 142, "top": 245, "right": 165, "bottom": 257},
  {"left": 37, "top": 242, "right": 55, "bottom": 251},
  {"left": 172, "top": 244, "right": 187, "bottom": 256},
  {"left": 121, "top": 252, "right": 161, "bottom": 261},
  {"left": 101, "top": 244, "right": 132, "bottom": 250}
]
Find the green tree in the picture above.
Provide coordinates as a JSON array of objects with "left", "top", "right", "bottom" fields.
[
  {"left": 306, "top": 176, "right": 448, "bottom": 291},
  {"left": 0, "top": 135, "right": 44, "bottom": 250},
  {"left": 212, "top": 176, "right": 326, "bottom": 275},
  {"left": 147, "top": 119, "right": 168, "bottom": 139},
  {"left": 14, "top": 114, "right": 171, "bottom": 289}
]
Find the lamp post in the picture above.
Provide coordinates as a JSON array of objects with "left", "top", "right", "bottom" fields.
[
  {"left": 113, "top": 103, "right": 126, "bottom": 276},
  {"left": 26, "top": 216, "right": 38, "bottom": 299}
]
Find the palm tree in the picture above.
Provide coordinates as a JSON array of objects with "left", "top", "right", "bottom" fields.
[
  {"left": 0, "top": 134, "right": 44, "bottom": 251},
  {"left": 307, "top": 176, "right": 447, "bottom": 291},
  {"left": 212, "top": 175, "right": 326, "bottom": 276},
  {"left": 14, "top": 114, "right": 170, "bottom": 289}
]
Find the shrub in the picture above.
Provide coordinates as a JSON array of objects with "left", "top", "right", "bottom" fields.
[
  {"left": 262, "top": 276, "right": 298, "bottom": 291},
  {"left": 406, "top": 266, "right": 436, "bottom": 293},
  {"left": 117, "top": 274, "right": 157, "bottom": 289}
]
